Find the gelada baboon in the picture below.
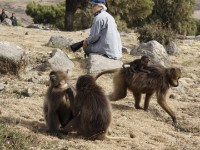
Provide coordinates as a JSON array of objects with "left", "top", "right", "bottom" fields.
[
  {"left": 96, "top": 65, "right": 181, "bottom": 125},
  {"left": 65, "top": 75, "right": 133, "bottom": 140},
  {"left": 122, "top": 56, "right": 151, "bottom": 74},
  {"left": 43, "top": 70, "right": 73, "bottom": 135}
]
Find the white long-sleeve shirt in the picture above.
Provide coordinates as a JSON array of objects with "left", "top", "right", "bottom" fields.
[{"left": 86, "top": 10, "right": 122, "bottom": 59}]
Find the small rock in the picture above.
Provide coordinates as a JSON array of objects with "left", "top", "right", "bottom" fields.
[
  {"left": 23, "top": 88, "right": 34, "bottom": 97},
  {"left": 169, "top": 94, "right": 175, "bottom": 99},
  {"left": 129, "top": 132, "right": 136, "bottom": 138},
  {"left": 39, "top": 118, "right": 44, "bottom": 122},
  {"left": 27, "top": 77, "right": 38, "bottom": 83},
  {"left": 0, "top": 83, "right": 5, "bottom": 91},
  {"left": 122, "top": 47, "right": 130, "bottom": 54}
]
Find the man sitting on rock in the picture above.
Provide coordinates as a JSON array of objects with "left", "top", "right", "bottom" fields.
[{"left": 70, "top": 0, "right": 122, "bottom": 60}]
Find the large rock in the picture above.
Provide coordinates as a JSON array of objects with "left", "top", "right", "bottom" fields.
[
  {"left": 47, "top": 48, "right": 74, "bottom": 71},
  {"left": 0, "top": 41, "right": 27, "bottom": 75},
  {"left": 47, "top": 35, "right": 74, "bottom": 48},
  {"left": 87, "top": 54, "right": 123, "bottom": 74},
  {"left": 130, "top": 40, "right": 170, "bottom": 67},
  {"left": 1, "top": 18, "right": 12, "bottom": 26},
  {"left": 26, "top": 24, "right": 43, "bottom": 29},
  {"left": 196, "top": 35, "right": 200, "bottom": 40}
]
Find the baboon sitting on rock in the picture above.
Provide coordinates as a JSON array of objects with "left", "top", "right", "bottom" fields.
[{"left": 95, "top": 65, "right": 181, "bottom": 125}]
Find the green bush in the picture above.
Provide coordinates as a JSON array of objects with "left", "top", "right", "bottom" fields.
[
  {"left": 148, "top": 0, "right": 196, "bottom": 35},
  {"left": 16, "top": 21, "right": 25, "bottom": 27},
  {"left": 138, "top": 23, "right": 175, "bottom": 46},
  {"left": 26, "top": 2, "right": 65, "bottom": 29}
]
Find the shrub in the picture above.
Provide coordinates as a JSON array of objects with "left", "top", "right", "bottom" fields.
[
  {"left": 26, "top": 2, "right": 65, "bottom": 29},
  {"left": 138, "top": 23, "right": 175, "bottom": 46}
]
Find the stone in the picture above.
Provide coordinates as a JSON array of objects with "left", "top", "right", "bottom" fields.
[
  {"left": 130, "top": 40, "right": 170, "bottom": 67},
  {"left": 0, "top": 41, "right": 27, "bottom": 75},
  {"left": 87, "top": 54, "right": 123, "bottom": 74},
  {"left": 47, "top": 48, "right": 74, "bottom": 71}
]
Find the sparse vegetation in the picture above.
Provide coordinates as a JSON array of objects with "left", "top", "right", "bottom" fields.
[
  {"left": 137, "top": 23, "right": 175, "bottom": 46},
  {"left": 0, "top": 124, "right": 38, "bottom": 150}
]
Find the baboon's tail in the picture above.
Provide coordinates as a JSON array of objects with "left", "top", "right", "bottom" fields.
[{"left": 95, "top": 69, "right": 120, "bottom": 80}]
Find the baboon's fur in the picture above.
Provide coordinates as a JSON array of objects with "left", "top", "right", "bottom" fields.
[
  {"left": 65, "top": 75, "right": 134, "bottom": 141},
  {"left": 122, "top": 55, "right": 151, "bottom": 74},
  {"left": 65, "top": 75, "right": 112, "bottom": 140},
  {"left": 96, "top": 65, "right": 181, "bottom": 124},
  {"left": 43, "top": 70, "right": 73, "bottom": 134}
]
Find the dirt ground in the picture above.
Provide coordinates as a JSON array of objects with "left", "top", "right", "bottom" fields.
[{"left": 0, "top": 23, "right": 200, "bottom": 150}]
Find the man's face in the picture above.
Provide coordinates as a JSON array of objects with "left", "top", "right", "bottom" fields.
[{"left": 92, "top": 4, "right": 98, "bottom": 14}]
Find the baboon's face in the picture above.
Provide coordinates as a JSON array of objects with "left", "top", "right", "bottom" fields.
[
  {"left": 168, "top": 68, "right": 181, "bottom": 87},
  {"left": 141, "top": 57, "right": 150, "bottom": 65},
  {"left": 49, "top": 71, "right": 68, "bottom": 88}
]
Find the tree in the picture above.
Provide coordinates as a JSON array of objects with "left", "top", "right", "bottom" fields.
[
  {"left": 148, "top": 0, "right": 196, "bottom": 35},
  {"left": 65, "top": 0, "right": 88, "bottom": 31},
  {"left": 26, "top": 0, "right": 154, "bottom": 31},
  {"left": 107, "top": 0, "right": 154, "bottom": 27}
]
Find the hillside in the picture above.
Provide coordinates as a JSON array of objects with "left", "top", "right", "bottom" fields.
[
  {"left": 0, "top": 23, "right": 200, "bottom": 149},
  {"left": 0, "top": 0, "right": 63, "bottom": 25}
]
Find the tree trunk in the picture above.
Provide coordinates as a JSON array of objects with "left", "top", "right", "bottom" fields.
[{"left": 65, "top": 0, "right": 76, "bottom": 31}]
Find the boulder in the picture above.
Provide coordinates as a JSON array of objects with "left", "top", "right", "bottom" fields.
[
  {"left": 26, "top": 24, "right": 43, "bottom": 29},
  {"left": 130, "top": 40, "right": 170, "bottom": 67},
  {"left": 166, "top": 41, "right": 180, "bottom": 55},
  {"left": 47, "top": 48, "right": 74, "bottom": 71},
  {"left": 2, "top": 18, "right": 12, "bottom": 26},
  {"left": 87, "top": 54, "right": 123, "bottom": 74},
  {"left": 0, "top": 41, "right": 27, "bottom": 75},
  {"left": 196, "top": 35, "right": 200, "bottom": 40},
  {"left": 47, "top": 35, "right": 74, "bottom": 49}
]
